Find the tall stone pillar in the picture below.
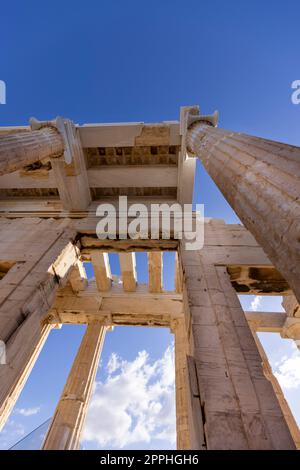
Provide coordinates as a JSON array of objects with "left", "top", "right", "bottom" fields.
[
  {"left": 174, "top": 318, "right": 193, "bottom": 450},
  {"left": 0, "top": 219, "right": 79, "bottom": 430},
  {"left": 249, "top": 328, "right": 300, "bottom": 449},
  {"left": 42, "top": 322, "right": 106, "bottom": 450},
  {"left": 0, "top": 127, "right": 64, "bottom": 175},
  {"left": 0, "top": 323, "right": 53, "bottom": 431},
  {"left": 185, "top": 113, "right": 300, "bottom": 302},
  {"left": 180, "top": 246, "right": 296, "bottom": 449}
]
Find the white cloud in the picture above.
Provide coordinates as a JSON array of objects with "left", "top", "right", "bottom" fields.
[
  {"left": 15, "top": 406, "right": 41, "bottom": 417},
  {"left": 250, "top": 295, "right": 262, "bottom": 311},
  {"left": 0, "top": 419, "right": 25, "bottom": 449},
  {"left": 82, "top": 345, "right": 176, "bottom": 449},
  {"left": 106, "top": 352, "right": 122, "bottom": 374},
  {"left": 274, "top": 346, "right": 300, "bottom": 390}
]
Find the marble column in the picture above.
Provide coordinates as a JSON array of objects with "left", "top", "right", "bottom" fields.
[
  {"left": 0, "top": 127, "right": 64, "bottom": 175},
  {"left": 186, "top": 119, "right": 300, "bottom": 302},
  {"left": 180, "top": 246, "right": 296, "bottom": 449},
  {"left": 42, "top": 322, "right": 106, "bottom": 450}
]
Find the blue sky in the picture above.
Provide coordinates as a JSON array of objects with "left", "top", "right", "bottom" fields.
[{"left": 0, "top": 0, "right": 299, "bottom": 449}]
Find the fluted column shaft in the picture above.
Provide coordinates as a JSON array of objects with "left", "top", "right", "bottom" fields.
[
  {"left": 187, "top": 123, "right": 300, "bottom": 302},
  {"left": 251, "top": 329, "right": 300, "bottom": 448},
  {"left": 0, "top": 127, "right": 64, "bottom": 175},
  {"left": 42, "top": 322, "right": 106, "bottom": 450}
]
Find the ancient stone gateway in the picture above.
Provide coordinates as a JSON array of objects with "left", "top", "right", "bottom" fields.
[{"left": 0, "top": 106, "right": 299, "bottom": 450}]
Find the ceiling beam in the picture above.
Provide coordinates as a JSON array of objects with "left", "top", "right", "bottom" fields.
[
  {"left": 47, "top": 283, "right": 183, "bottom": 326},
  {"left": 78, "top": 122, "right": 180, "bottom": 148},
  {"left": 244, "top": 311, "right": 286, "bottom": 332},
  {"left": 148, "top": 252, "right": 163, "bottom": 293},
  {"left": 0, "top": 166, "right": 178, "bottom": 190},
  {"left": 80, "top": 238, "right": 178, "bottom": 253},
  {"left": 119, "top": 253, "right": 137, "bottom": 292},
  {"left": 174, "top": 252, "right": 182, "bottom": 293},
  {"left": 68, "top": 262, "right": 88, "bottom": 293},
  {"left": 87, "top": 166, "right": 177, "bottom": 188},
  {"left": 90, "top": 251, "right": 112, "bottom": 292}
]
